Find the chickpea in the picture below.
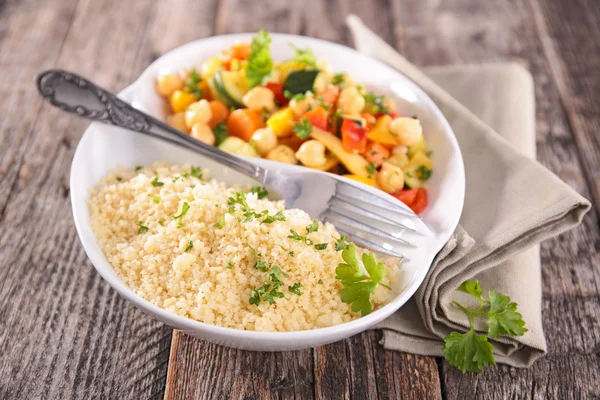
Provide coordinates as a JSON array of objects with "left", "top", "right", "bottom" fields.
[
  {"left": 386, "top": 153, "right": 410, "bottom": 169},
  {"left": 337, "top": 87, "right": 365, "bottom": 115},
  {"left": 190, "top": 123, "right": 216, "bottom": 145},
  {"left": 383, "top": 97, "right": 397, "bottom": 114},
  {"left": 389, "top": 117, "right": 423, "bottom": 146},
  {"left": 289, "top": 95, "right": 317, "bottom": 116},
  {"left": 295, "top": 140, "right": 327, "bottom": 168},
  {"left": 377, "top": 162, "right": 405, "bottom": 193},
  {"left": 266, "top": 145, "right": 297, "bottom": 164},
  {"left": 156, "top": 73, "right": 184, "bottom": 97},
  {"left": 250, "top": 127, "right": 278, "bottom": 156},
  {"left": 201, "top": 56, "right": 222, "bottom": 80},
  {"left": 167, "top": 112, "right": 188, "bottom": 133},
  {"left": 242, "top": 87, "right": 276, "bottom": 111},
  {"left": 185, "top": 100, "right": 212, "bottom": 128}
]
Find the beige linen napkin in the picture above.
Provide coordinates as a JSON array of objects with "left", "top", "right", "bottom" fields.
[{"left": 346, "top": 15, "right": 591, "bottom": 367}]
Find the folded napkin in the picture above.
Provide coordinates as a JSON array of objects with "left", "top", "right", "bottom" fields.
[{"left": 346, "top": 15, "right": 591, "bottom": 367}]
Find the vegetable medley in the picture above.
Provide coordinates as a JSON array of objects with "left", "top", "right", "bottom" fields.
[{"left": 156, "top": 31, "right": 433, "bottom": 214}]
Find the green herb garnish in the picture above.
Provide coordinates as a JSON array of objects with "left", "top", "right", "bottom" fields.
[
  {"left": 171, "top": 202, "right": 190, "bottom": 219},
  {"left": 364, "top": 92, "right": 388, "bottom": 114},
  {"left": 213, "top": 122, "right": 229, "bottom": 146},
  {"left": 227, "top": 261, "right": 234, "bottom": 269},
  {"left": 314, "top": 243, "right": 328, "bottom": 250},
  {"left": 335, "top": 244, "right": 391, "bottom": 316},
  {"left": 417, "top": 165, "right": 432, "bottom": 181},
  {"left": 135, "top": 165, "right": 143, "bottom": 171},
  {"left": 158, "top": 220, "right": 164, "bottom": 226},
  {"left": 246, "top": 30, "right": 273, "bottom": 87},
  {"left": 288, "top": 282, "right": 303, "bottom": 295},
  {"left": 214, "top": 214, "right": 225, "bottom": 228},
  {"left": 293, "top": 118, "right": 312, "bottom": 139},
  {"left": 250, "top": 186, "right": 269, "bottom": 199},
  {"left": 137, "top": 221, "right": 149, "bottom": 234},
  {"left": 335, "top": 236, "right": 350, "bottom": 251},
  {"left": 318, "top": 279, "right": 323, "bottom": 284},
  {"left": 151, "top": 176, "right": 164, "bottom": 187},
  {"left": 332, "top": 73, "right": 345, "bottom": 85},
  {"left": 306, "top": 220, "right": 319, "bottom": 234},
  {"left": 184, "top": 241, "right": 194, "bottom": 252},
  {"left": 191, "top": 166, "right": 203, "bottom": 179},
  {"left": 288, "top": 251, "right": 295, "bottom": 257},
  {"left": 184, "top": 68, "right": 203, "bottom": 99},
  {"left": 261, "top": 210, "right": 286, "bottom": 224},
  {"left": 365, "top": 162, "right": 377, "bottom": 177},
  {"left": 290, "top": 44, "right": 317, "bottom": 68},
  {"left": 288, "top": 229, "right": 314, "bottom": 245},
  {"left": 153, "top": 196, "right": 160, "bottom": 204},
  {"left": 442, "top": 280, "right": 527, "bottom": 373},
  {"left": 177, "top": 221, "right": 185, "bottom": 229},
  {"left": 116, "top": 176, "right": 123, "bottom": 182}
]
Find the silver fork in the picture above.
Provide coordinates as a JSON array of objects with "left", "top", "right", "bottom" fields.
[{"left": 36, "top": 70, "right": 425, "bottom": 258}]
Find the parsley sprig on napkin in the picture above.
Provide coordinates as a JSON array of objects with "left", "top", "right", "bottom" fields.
[{"left": 443, "top": 280, "right": 527, "bottom": 373}]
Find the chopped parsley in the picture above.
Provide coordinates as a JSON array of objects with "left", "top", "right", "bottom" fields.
[
  {"left": 135, "top": 165, "right": 143, "bottom": 171},
  {"left": 288, "top": 282, "right": 303, "bottom": 296},
  {"left": 214, "top": 214, "right": 225, "bottom": 228},
  {"left": 316, "top": 95, "right": 332, "bottom": 111},
  {"left": 364, "top": 92, "right": 389, "bottom": 114},
  {"left": 253, "top": 257, "right": 269, "bottom": 272},
  {"left": 261, "top": 210, "right": 286, "bottom": 224},
  {"left": 417, "top": 166, "right": 432, "bottom": 181},
  {"left": 250, "top": 186, "right": 269, "bottom": 199},
  {"left": 191, "top": 166, "right": 203, "bottom": 179},
  {"left": 332, "top": 73, "right": 345, "bottom": 85},
  {"left": 213, "top": 122, "right": 229, "bottom": 146},
  {"left": 158, "top": 220, "right": 164, "bottom": 226},
  {"left": 335, "top": 235, "right": 350, "bottom": 251},
  {"left": 227, "top": 261, "right": 234, "bottom": 269},
  {"left": 288, "top": 229, "right": 313, "bottom": 245},
  {"left": 314, "top": 243, "right": 328, "bottom": 250},
  {"left": 306, "top": 220, "right": 319, "bottom": 234},
  {"left": 116, "top": 176, "right": 123, "bottom": 182},
  {"left": 151, "top": 176, "right": 164, "bottom": 187},
  {"left": 288, "top": 251, "right": 295, "bottom": 257},
  {"left": 177, "top": 221, "right": 185, "bottom": 229},
  {"left": 184, "top": 241, "right": 194, "bottom": 252},
  {"left": 318, "top": 279, "right": 323, "bottom": 284},
  {"left": 365, "top": 162, "right": 377, "bottom": 177},
  {"left": 172, "top": 176, "right": 181, "bottom": 182},
  {"left": 293, "top": 118, "right": 313, "bottom": 139},
  {"left": 290, "top": 44, "right": 317, "bottom": 68},
  {"left": 184, "top": 68, "right": 203, "bottom": 99},
  {"left": 171, "top": 202, "right": 190, "bottom": 219},
  {"left": 283, "top": 89, "right": 294, "bottom": 99},
  {"left": 137, "top": 221, "right": 149, "bottom": 234},
  {"left": 153, "top": 196, "right": 160, "bottom": 204},
  {"left": 249, "top": 264, "right": 290, "bottom": 305}
]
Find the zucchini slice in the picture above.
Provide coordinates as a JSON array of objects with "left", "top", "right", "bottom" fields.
[
  {"left": 284, "top": 70, "right": 319, "bottom": 95},
  {"left": 213, "top": 70, "right": 245, "bottom": 108}
]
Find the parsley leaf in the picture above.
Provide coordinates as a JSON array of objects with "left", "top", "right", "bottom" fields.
[
  {"left": 158, "top": 220, "right": 164, "bottom": 226},
  {"left": 443, "top": 280, "right": 527, "bottom": 373},
  {"left": 288, "top": 229, "right": 314, "bottom": 245},
  {"left": 293, "top": 118, "right": 313, "bottom": 139},
  {"left": 135, "top": 165, "right": 143, "bottom": 171},
  {"left": 417, "top": 165, "right": 432, "bottom": 181},
  {"left": 151, "top": 176, "right": 164, "bottom": 187},
  {"left": 290, "top": 44, "right": 317, "bottom": 68},
  {"left": 443, "top": 331, "right": 495, "bottom": 374},
  {"left": 137, "top": 221, "right": 149, "bottom": 234},
  {"left": 254, "top": 257, "right": 269, "bottom": 272},
  {"left": 246, "top": 30, "right": 273, "bottom": 87},
  {"left": 172, "top": 202, "right": 190, "bottom": 219},
  {"left": 116, "top": 176, "right": 123, "bottom": 182},
  {"left": 191, "top": 166, "right": 203, "bottom": 179},
  {"left": 332, "top": 73, "right": 345, "bottom": 85},
  {"left": 213, "top": 122, "right": 229, "bottom": 146},
  {"left": 318, "top": 279, "right": 323, "bottom": 284},
  {"left": 364, "top": 92, "right": 388, "bottom": 114},
  {"left": 288, "top": 251, "right": 295, "bottom": 257},
  {"left": 314, "top": 243, "right": 328, "bottom": 250},
  {"left": 249, "top": 283, "right": 271, "bottom": 305},
  {"left": 365, "top": 162, "right": 377, "bottom": 177},
  {"left": 184, "top": 241, "right": 194, "bottom": 252},
  {"left": 289, "top": 282, "right": 303, "bottom": 295},
  {"left": 153, "top": 196, "right": 160, "bottom": 204},
  {"left": 184, "top": 68, "right": 203, "bottom": 99},
  {"left": 250, "top": 186, "right": 269, "bottom": 199},
  {"left": 261, "top": 210, "right": 286, "bottom": 224},
  {"left": 227, "top": 261, "right": 234, "bottom": 269},
  {"left": 214, "top": 214, "right": 225, "bottom": 228},
  {"left": 335, "top": 244, "right": 390, "bottom": 316},
  {"left": 335, "top": 236, "right": 350, "bottom": 251}
]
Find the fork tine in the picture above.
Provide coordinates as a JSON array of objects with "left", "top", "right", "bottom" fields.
[
  {"left": 324, "top": 210, "right": 416, "bottom": 247},
  {"left": 335, "top": 181, "right": 419, "bottom": 218},
  {"left": 328, "top": 197, "right": 419, "bottom": 234},
  {"left": 335, "top": 227, "right": 406, "bottom": 259}
]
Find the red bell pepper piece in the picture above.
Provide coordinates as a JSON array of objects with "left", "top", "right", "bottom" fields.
[
  {"left": 266, "top": 82, "right": 288, "bottom": 106},
  {"left": 303, "top": 106, "right": 329, "bottom": 131},
  {"left": 341, "top": 118, "right": 368, "bottom": 153}
]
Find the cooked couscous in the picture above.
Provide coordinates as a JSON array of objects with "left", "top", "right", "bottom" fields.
[{"left": 88, "top": 161, "right": 399, "bottom": 331}]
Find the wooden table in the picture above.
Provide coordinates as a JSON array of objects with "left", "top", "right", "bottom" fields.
[{"left": 1, "top": 0, "right": 599, "bottom": 398}]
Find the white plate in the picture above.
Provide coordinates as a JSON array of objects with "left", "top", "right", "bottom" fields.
[{"left": 70, "top": 34, "right": 465, "bottom": 351}]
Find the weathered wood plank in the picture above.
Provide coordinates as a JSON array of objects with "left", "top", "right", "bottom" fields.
[
  {"left": 0, "top": 0, "right": 174, "bottom": 398},
  {"left": 164, "top": 331, "right": 314, "bottom": 400},
  {"left": 389, "top": 0, "right": 600, "bottom": 397}
]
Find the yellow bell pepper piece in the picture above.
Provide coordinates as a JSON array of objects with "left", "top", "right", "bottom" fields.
[
  {"left": 310, "top": 127, "right": 370, "bottom": 177},
  {"left": 367, "top": 115, "right": 398, "bottom": 146},
  {"left": 407, "top": 134, "right": 428, "bottom": 157},
  {"left": 343, "top": 174, "right": 375, "bottom": 186},
  {"left": 409, "top": 151, "right": 433, "bottom": 170},
  {"left": 170, "top": 90, "right": 197, "bottom": 113},
  {"left": 267, "top": 107, "right": 296, "bottom": 137},
  {"left": 307, "top": 156, "right": 340, "bottom": 172}
]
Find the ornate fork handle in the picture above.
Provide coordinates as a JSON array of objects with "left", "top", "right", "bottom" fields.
[{"left": 36, "top": 70, "right": 265, "bottom": 181}]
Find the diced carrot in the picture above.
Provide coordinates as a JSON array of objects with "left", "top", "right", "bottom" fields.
[
  {"left": 318, "top": 85, "right": 340, "bottom": 105},
  {"left": 208, "top": 100, "right": 230, "bottom": 128},
  {"left": 364, "top": 141, "right": 390, "bottom": 167},
  {"left": 199, "top": 80, "right": 211, "bottom": 101},
  {"left": 410, "top": 187, "right": 428, "bottom": 214},
  {"left": 231, "top": 43, "right": 251, "bottom": 60},
  {"left": 303, "top": 106, "right": 329, "bottom": 131},
  {"left": 227, "top": 108, "right": 264, "bottom": 142},
  {"left": 391, "top": 188, "right": 418, "bottom": 207}
]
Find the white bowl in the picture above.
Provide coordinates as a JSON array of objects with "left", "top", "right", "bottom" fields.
[{"left": 70, "top": 34, "right": 464, "bottom": 351}]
